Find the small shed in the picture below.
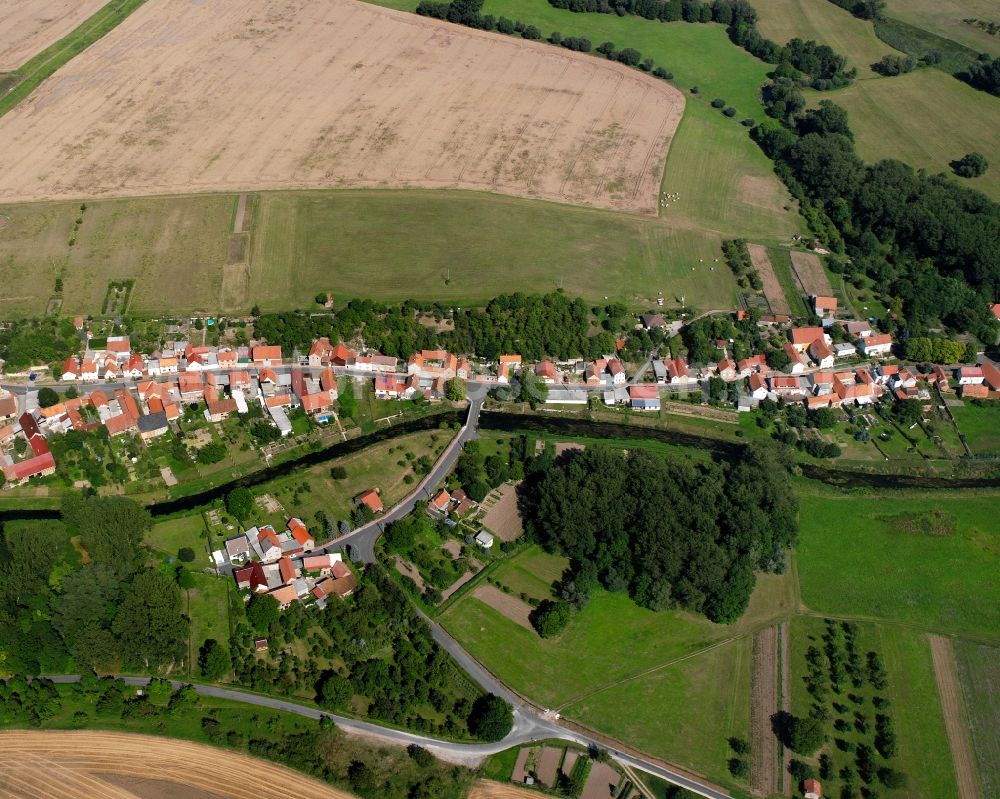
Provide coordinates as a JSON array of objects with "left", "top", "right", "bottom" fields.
[{"left": 474, "top": 531, "right": 495, "bottom": 549}]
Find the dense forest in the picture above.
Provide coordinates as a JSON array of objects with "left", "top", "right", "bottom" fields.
[
  {"left": 522, "top": 441, "right": 798, "bottom": 623},
  {"left": 254, "top": 292, "right": 626, "bottom": 361},
  {"left": 0, "top": 496, "right": 187, "bottom": 674},
  {"left": 228, "top": 563, "right": 512, "bottom": 741}
]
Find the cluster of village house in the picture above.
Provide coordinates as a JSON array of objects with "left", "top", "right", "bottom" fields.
[
  {"left": 2, "top": 297, "right": 1000, "bottom": 485},
  {"left": 217, "top": 516, "right": 357, "bottom": 610}
]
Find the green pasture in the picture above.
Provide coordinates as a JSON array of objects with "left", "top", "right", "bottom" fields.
[
  {"left": 955, "top": 640, "right": 1000, "bottom": 797},
  {"left": 795, "top": 482, "right": 1000, "bottom": 641}
]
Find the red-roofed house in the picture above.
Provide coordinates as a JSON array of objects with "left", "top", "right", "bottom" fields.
[
  {"left": 809, "top": 338, "right": 834, "bottom": 369},
  {"left": 105, "top": 413, "right": 138, "bottom": 437},
  {"left": 355, "top": 488, "right": 384, "bottom": 514},
  {"left": 269, "top": 584, "right": 299, "bottom": 609},
  {"left": 803, "top": 778, "right": 822, "bottom": 799},
  {"left": 535, "top": 360, "right": 558, "bottom": 384},
  {"left": 859, "top": 333, "right": 893, "bottom": 357},
  {"left": 277, "top": 556, "right": 297, "bottom": 584},
  {"left": 301, "top": 392, "right": 334, "bottom": 414},
  {"left": 80, "top": 359, "right": 98, "bottom": 381},
  {"left": 1, "top": 413, "right": 56, "bottom": 485},
  {"left": 308, "top": 338, "right": 335, "bottom": 367},
  {"left": 61, "top": 358, "right": 80, "bottom": 381},
  {"left": 748, "top": 372, "right": 767, "bottom": 400},
  {"left": 960, "top": 383, "right": 990, "bottom": 399},
  {"left": 0, "top": 394, "right": 18, "bottom": 422},
  {"left": 287, "top": 518, "right": 315, "bottom": 550},
  {"left": 981, "top": 361, "right": 1000, "bottom": 391},
  {"left": 790, "top": 327, "right": 825, "bottom": 351},
  {"left": 956, "top": 366, "right": 984, "bottom": 386},
  {"left": 252, "top": 346, "right": 282, "bottom": 366},
  {"left": 992, "top": 303, "right": 1000, "bottom": 322},
  {"left": 302, "top": 554, "right": 341, "bottom": 576},
  {"left": 812, "top": 296, "right": 838, "bottom": 317},
  {"left": 628, "top": 384, "right": 660, "bottom": 411},
  {"left": 331, "top": 342, "right": 355, "bottom": 367},
  {"left": 784, "top": 342, "right": 808, "bottom": 375},
  {"left": 737, "top": 354, "right": 767, "bottom": 377},
  {"left": 430, "top": 489, "right": 451, "bottom": 513},
  {"left": 178, "top": 373, "right": 205, "bottom": 401}
]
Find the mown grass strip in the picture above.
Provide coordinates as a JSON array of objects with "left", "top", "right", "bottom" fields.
[{"left": 0, "top": 0, "right": 148, "bottom": 119}]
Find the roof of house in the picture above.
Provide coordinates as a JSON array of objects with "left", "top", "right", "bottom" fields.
[
  {"left": 958, "top": 366, "right": 984, "bottom": 377},
  {"left": 301, "top": 392, "right": 333, "bottom": 412},
  {"left": 629, "top": 385, "right": 659, "bottom": 399},
  {"left": 813, "top": 295, "right": 837, "bottom": 310},
  {"left": 234, "top": 561, "right": 267, "bottom": 590},
  {"left": 981, "top": 361, "right": 1000, "bottom": 389},
  {"left": 790, "top": 327, "right": 824, "bottom": 346},
  {"left": 105, "top": 413, "right": 138, "bottom": 436},
  {"left": 961, "top": 383, "right": 990, "bottom": 398},
  {"left": 2, "top": 450, "right": 56, "bottom": 482},
  {"left": 287, "top": 518, "right": 313, "bottom": 546},
  {"left": 809, "top": 339, "right": 833, "bottom": 359},
  {"left": 431, "top": 489, "right": 451, "bottom": 510},
  {"left": 303, "top": 554, "right": 337, "bottom": 570},
  {"left": 356, "top": 488, "right": 384, "bottom": 513},
  {"left": 278, "top": 556, "right": 296, "bottom": 583},
  {"left": 749, "top": 372, "right": 766, "bottom": 391},
  {"left": 535, "top": 360, "right": 558, "bottom": 379},
  {"left": 265, "top": 393, "right": 292, "bottom": 408},
  {"left": 137, "top": 411, "right": 168, "bottom": 433},
  {"left": 992, "top": 303, "right": 1000, "bottom": 321},
  {"left": 320, "top": 368, "right": 336, "bottom": 392},
  {"left": 864, "top": 333, "right": 893, "bottom": 347},
  {"left": 326, "top": 572, "right": 357, "bottom": 597},
  {"left": 252, "top": 345, "right": 282, "bottom": 361},
  {"left": 269, "top": 584, "right": 298, "bottom": 605}
]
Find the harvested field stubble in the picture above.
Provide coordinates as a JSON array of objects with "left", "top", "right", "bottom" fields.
[
  {"left": 789, "top": 250, "right": 832, "bottom": 297},
  {"left": 0, "top": 0, "right": 107, "bottom": 71},
  {"left": 746, "top": 243, "right": 791, "bottom": 316},
  {"left": 0, "top": 0, "right": 683, "bottom": 214},
  {"left": 0, "top": 730, "right": 356, "bottom": 799}
]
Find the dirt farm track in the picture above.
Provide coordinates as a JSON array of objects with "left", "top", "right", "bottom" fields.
[
  {"left": 0, "top": 0, "right": 684, "bottom": 214},
  {"left": 0, "top": 730, "right": 356, "bottom": 799}
]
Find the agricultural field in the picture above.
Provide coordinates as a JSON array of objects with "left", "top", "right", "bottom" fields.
[
  {"left": 0, "top": 730, "right": 357, "bottom": 799},
  {"left": 754, "top": 0, "right": 899, "bottom": 78},
  {"left": 819, "top": 70, "right": 1000, "bottom": 202},
  {"left": 249, "top": 190, "right": 739, "bottom": 311},
  {"left": 955, "top": 641, "right": 1000, "bottom": 798},
  {"left": 0, "top": 0, "right": 106, "bottom": 71},
  {"left": 441, "top": 545, "right": 795, "bottom": 708},
  {"left": 788, "top": 617, "right": 958, "bottom": 799},
  {"left": 0, "top": 0, "right": 684, "bottom": 215},
  {"left": 563, "top": 636, "right": 752, "bottom": 791},
  {"left": 795, "top": 482, "right": 1000, "bottom": 641},
  {"left": 883, "top": 0, "right": 1000, "bottom": 57}
]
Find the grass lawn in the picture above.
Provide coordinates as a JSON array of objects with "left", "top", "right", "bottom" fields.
[
  {"left": 954, "top": 640, "right": 1000, "bottom": 798},
  {"left": 563, "top": 636, "right": 752, "bottom": 792},
  {"left": 186, "top": 573, "right": 231, "bottom": 665},
  {"left": 795, "top": 481, "right": 1000, "bottom": 641},
  {"left": 441, "top": 546, "right": 795, "bottom": 709},
  {"left": 251, "top": 429, "right": 452, "bottom": 530},
  {"left": 146, "top": 515, "right": 209, "bottom": 563},
  {"left": 250, "top": 189, "right": 739, "bottom": 313},
  {"left": 754, "top": 0, "right": 900, "bottom": 78},
  {"left": 789, "top": 617, "right": 957, "bottom": 799},
  {"left": 883, "top": 0, "right": 1000, "bottom": 58},
  {"left": 950, "top": 401, "right": 1000, "bottom": 457},
  {"left": 812, "top": 70, "right": 1000, "bottom": 202}
]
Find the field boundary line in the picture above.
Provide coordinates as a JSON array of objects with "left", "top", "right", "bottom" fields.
[{"left": 929, "top": 634, "right": 984, "bottom": 799}]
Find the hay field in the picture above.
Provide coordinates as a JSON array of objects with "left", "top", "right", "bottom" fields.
[
  {"left": 819, "top": 70, "right": 1000, "bottom": 202},
  {"left": 0, "top": 0, "right": 107, "bottom": 71},
  {"left": 0, "top": 730, "right": 356, "bottom": 799},
  {"left": 883, "top": 0, "right": 1000, "bottom": 57},
  {"left": 753, "top": 0, "right": 900, "bottom": 77},
  {"left": 0, "top": 0, "right": 684, "bottom": 215}
]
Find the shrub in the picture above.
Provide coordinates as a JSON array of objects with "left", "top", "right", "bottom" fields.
[
  {"left": 690, "top": 85, "right": 700, "bottom": 93},
  {"left": 711, "top": 98, "right": 726, "bottom": 108},
  {"left": 723, "top": 107, "right": 737, "bottom": 117},
  {"left": 741, "top": 118, "right": 756, "bottom": 126},
  {"left": 529, "top": 599, "right": 572, "bottom": 637},
  {"left": 467, "top": 694, "right": 514, "bottom": 741},
  {"left": 952, "top": 151, "right": 989, "bottom": 178},
  {"left": 178, "top": 547, "right": 196, "bottom": 563}
]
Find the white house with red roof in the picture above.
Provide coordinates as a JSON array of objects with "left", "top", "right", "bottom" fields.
[
  {"left": 858, "top": 333, "right": 893, "bottom": 357},
  {"left": 812, "top": 296, "right": 838, "bottom": 317},
  {"left": 956, "top": 366, "right": 984, "bottom": 385}
]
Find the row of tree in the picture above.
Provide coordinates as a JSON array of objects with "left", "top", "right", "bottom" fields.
[{"left": 521, "top": 441, "right": 798, "bottom": 623}]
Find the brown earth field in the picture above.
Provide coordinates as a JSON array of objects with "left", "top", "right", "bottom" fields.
[
  {"left": 0, "top": 730, "right": 357, "bottom": 799},
  {"left": 0, "top": 0, "right": 107, "bottom": 71},
  {"left": 0, "top": 0, "right": 684, "bottom": 215},
  {"left": 929, "top": 635, "right": 984, "bottom": 799},
  {"left": 747, "top": 243, "right": 791, "bottom": 316},
  {"left": 789, "top": 250, "right": 832, "bottom": 297},
  {"left": 469, "top": 780, "right": 546, "bottom": 799},
  {"left": 472, "top": 583, "right": 534, "bottom": 630},
  {"left": 750, "top": 625, "right": 779, "bottom": 797}
]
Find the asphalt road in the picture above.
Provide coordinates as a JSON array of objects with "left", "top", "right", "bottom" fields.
[
  {"left": 42, "top": 674, "right": 729, "bottom": 798},
  {"left": 319, "top": 385, "right": 485, "bottom": 563}
]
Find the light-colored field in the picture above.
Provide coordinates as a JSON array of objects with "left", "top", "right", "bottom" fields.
[
  {"left": 815, "top": 70, "right": 1000, "bottom": 202},
  {"left": 884, "top": 0, "right": 1000, "bottom": 57},
  {"left": 472, "top": 583, "right": 534, "bottom": 630},
  {"left": 930, "top": 635, "right": 984, "bottom": 799},
  {"left": 481, "top": 484, "right": 524, "bottom": 541},
  {"left": 750, "top": 626, "right": 779, "bottom": 796},
  {"left": 469, "top": 780, "right": 543, "bottom": 799},
  {"left": 0, "top": 0, "right": 107, "bottom": 71},
  {"left": 754, "top": 0, "right": 900, "bottom": 77},
  {"left": 0, "top": 0, "right": 684, "bottom": 215},
  {"left": 747, "top": 243, "right": 792, "bottom": 315},
  {"left": 0, "top": 730, "right": 356, "bottom": 799},
  {"left": 789, "top": 250, "right": 832, "bottom": 297}
]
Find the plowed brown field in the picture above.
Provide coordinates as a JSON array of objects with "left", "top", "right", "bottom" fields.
[
  {"left": 0, "top": 0, "right": 106, "bottom": 71},
  {"left": 0, "top": 730, "right": 356, "bottom": 799},
  {"left": 0, "top": 0, "right": 684, "bottom": 214}
]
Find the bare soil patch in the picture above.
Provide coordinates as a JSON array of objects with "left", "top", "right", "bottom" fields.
[
  {"left": 789, "top": 250, "right": 832, "bottom": 297},
  {"left": 747, "top": 243, "right": 792, "bottom": 316},
  {"left": 555, "top": 442, "right": 586, "bottom": 457},
  {"left": 481, "top": 483, "right": 524, "bottom": 541},
  {"left": 582, "top": 761, "right": 622, "bottom": 799},
  {"left": 929, "top": 634, "right": 984, "bottom": 799},
  {"left": 0, "top": 0, "right": 683, "bottom": 214},
  {"left": 472, "top": 583, "right": 534, "bottom": 630},
  {"left": 469, "top": 780, "right": 544, "bottom": 799},
  {"left": 750, "top": 625, "right": 779, "bottom": 797},
  {"left": 780, "top": 620, "right": 791, "bottom": 797},
  {"left": 562, "top": 749, "right": 580, "bottom": 776},
  {"left": 442, "top": 570, "right": 476, "bottom": 600},
  {"left": 394, "top": 555, "right": 426, "bottom": 593},
  {"left": 99, "top": 773, "right": 228, "bottom": 799},
  {"left": 511, "top": 748, "right": 533, "bottom": 784},
  {"left": 0, "top": 730, "right": 356, "bottom": 799},
  {"left": 0, "top": 0, "right": 107, "bottom": 71},
  {"left": 443, "top": 539, "right": 462, "bottom": 559},
  {"left": 538, "top": 747, "right": 563, "bottom": 788}
]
